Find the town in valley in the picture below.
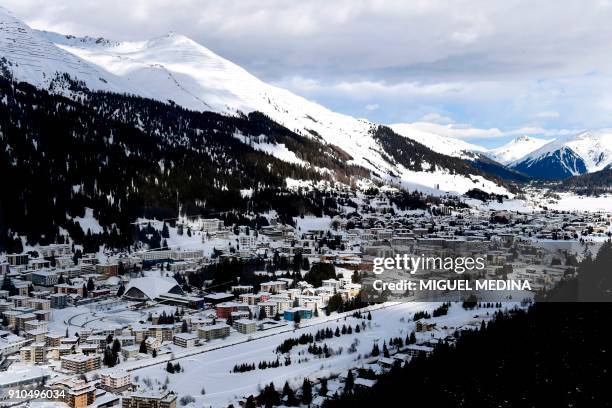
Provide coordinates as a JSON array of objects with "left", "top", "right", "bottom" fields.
[{"left": 0, "top": 188, "right": 608, "bottom": 407}]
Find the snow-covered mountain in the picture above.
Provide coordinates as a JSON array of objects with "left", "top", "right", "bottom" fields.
[
  {"left": 511, "top": 131, "right": 612, "bottom": 179},
  {"left": 488, "top": 136, "right": 551, "bottom": 165},
  {"left": 555, "top": 130, "right": 612, "bottom": 172},
  {"left": 390, "top": 123, "right": 486, "bottom": 159},
  {"left": 0, "top": 6, "right": 137, "bottom": 95},
  {"left": 0, "top": 6, "right": 510, "bottom": 195},
  {"left": 39, "top": 30, "right": 411, "bottom": 184}
]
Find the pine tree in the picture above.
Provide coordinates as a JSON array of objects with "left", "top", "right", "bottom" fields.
[
  {"left": 345, "top": 369, "right": 354, "bottom": 393},
  {"left": 112, "top": 338, "right": 121, "bottom": 354},
  {"left": 286, "top": 386, "right": 298, "bottom": 406},
  {"left": 1, "top": 274, "right": 16, "bottom": 296},
  {"left": 371, "top": 342, "right": 380, "bottom": 357},
  {"left": 301, "top": 378, "right": 312, "bottom": 404},
  {"left": 87, "top": 277, "right": 95, "bottom": 291},
  {"left": 320, "top": 377, "right": 329, "bottom": 396},
  {"left": 282, "top": 381, "right": 291, "bottom": 397},
  {"left": 244, "top": 396, "right": 256, "bottom": 408}
]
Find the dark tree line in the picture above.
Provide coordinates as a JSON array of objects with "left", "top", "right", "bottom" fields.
[
  {"left": 323, "top": 302, "right": 611, "bottom": 408},
  {"left": 0, "top": 75, "right": 368, "bottom": 251}
]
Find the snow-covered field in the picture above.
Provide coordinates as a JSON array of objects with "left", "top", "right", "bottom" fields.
[
  {"left": 129, "top": 302, "right": 511, "bottom": 407},
  {"left": 467, "top": 190, "right": 612, "bottom": 214},
  {"left": 545, "top": 192, "right": 612, "bottom": 212},
  {"left": 48, "top": 301, "right": 178, "bottom": 335}
]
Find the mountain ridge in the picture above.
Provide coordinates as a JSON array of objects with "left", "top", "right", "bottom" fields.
[
  {"left": 0, "top": 6, "right": 140, "bottom": 96},
  {"left": 0, "top": 7, "right": 511, "bottom": 195},
  {"left": 488, "top": 135, "right": 552, "bottom": 165},
  {"left": 511, "top": 131, "right": 612, "bottom": 179}
]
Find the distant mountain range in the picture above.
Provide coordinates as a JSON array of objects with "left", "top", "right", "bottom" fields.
[
  {"left": 509, "top": 131, "right": 612, "bottom": 179},
  {"left": 487, "top": 136, "right": 552, "bottom": 165}
]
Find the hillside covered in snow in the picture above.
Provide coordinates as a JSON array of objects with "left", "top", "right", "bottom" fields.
[
  {"left": 0, "top": 6, "right": 517, "bottom": 197},
  {"left": 488, "top": 136, "right": 551, "bottom": 165},
  {"left": 511, "top": 131, "right": 612, "bottom": 179}
]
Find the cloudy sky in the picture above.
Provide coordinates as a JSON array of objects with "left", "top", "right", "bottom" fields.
[{"left": 3, "top": 0, "right": 612, "bottom": 147}]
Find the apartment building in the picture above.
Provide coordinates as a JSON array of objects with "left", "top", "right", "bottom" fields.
[
  {"left": 122, "top": 390, "right": 177, "bottom": 408},
  {"left": 173, "top": 332, "right": 198, "bottom": 348},
  {"left": 19, "top": 342, "right": 46, "bottom": 363},
  {"left": 197, "top": 323, "right": 230, "bottom": 341},
  {"left": 52, "top": 378, "right": 96, "bottom": 408},
  {"left": 233, "top": 319, "right": 257, "bottom": 335},
  {"left": 100, "top": 368, "right": 132, "bottom": 393},
  {"left": 60, "top": 354, "right": 101, "bottom": 374}
]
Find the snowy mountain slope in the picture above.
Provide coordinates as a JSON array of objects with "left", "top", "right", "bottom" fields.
[
  {"left": 0, "top": 6, "right": 138, "bottom": 95},
  {"left": 513, "top": 146, "right": 587, "bottom": 179},
  {"left": 511, "top": 131, "right": 612, "bottom": 179},
  {"left": 389, "top": 124, "right": 530, "bottom": 182},
  {"left": 31, "top": 29, "right": 510, "bottom": 195},
  {"left": 558, "top": 130, "right": 612, "bottom": 172},
  {"left": 38, "top": 31, "right": 391, "bottom": 173},
  {"left": 389, "top": 123, "right": 486, "bottom": 159},
  {"left": 488, "top": 136, "right": 551, "bottom": 165},
  {"left": 0, "top": 7, "right": 510, "bottom": 196}
]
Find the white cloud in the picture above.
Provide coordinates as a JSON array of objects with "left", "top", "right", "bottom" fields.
[
  {"left": 4, "top": 0, "right": 612, "bottom": 132},
  {"left": 277, "top": 76, "right": 473, "bottom": 99},
  {"left": 396, "top": 118, "right": 579, "bottom": 139},
  {"left": 408, "top": 121, "right": 503, "bottom": 139},
  {"left": 7, "top": 0, "right": 612, "bottom": 82},
  {"left": 365, "top": 103, "right": 379, "bottom": 111},
  {"left": 418, "top": 113, "right": 454, "bottom": 124}
]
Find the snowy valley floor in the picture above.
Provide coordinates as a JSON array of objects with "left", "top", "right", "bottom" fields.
[{"left": 128, "top": 302, "right": 515, "bottom": 407}]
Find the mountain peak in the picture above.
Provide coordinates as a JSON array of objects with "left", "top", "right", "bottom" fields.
[
  {"left": 488, "top": 135, "right": 552, "bottom": 165},
  {"left": 511, "top": 129, "right": 612, "bottom": 178},
  {"left": 147, "top": 31, "right": 203, "bottom": 48},
  {"left": 514, "top": 135, "right": 533, "bottom": 143},
  {"left": 0, "top": 9, "right": 133, "bottom": 94}
]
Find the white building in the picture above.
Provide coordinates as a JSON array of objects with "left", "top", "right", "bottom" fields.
[
  {"left": 173, "top": 332, "right": 198, "bottom": 348},
  {"left": 233, "top": 319, "right": 257, "bottom": 335},
  {"left": 100, "top": 368, "right": 132, "bottom": 392}
]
